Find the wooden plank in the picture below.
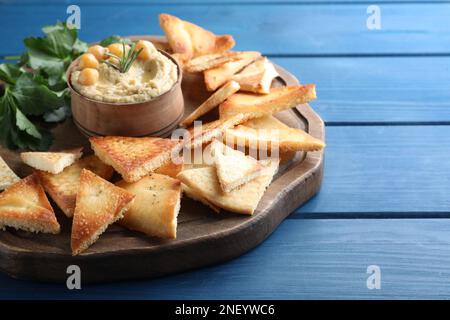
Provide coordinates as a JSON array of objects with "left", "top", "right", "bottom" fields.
[
  {"left": 1, "top": 4, "right": 450, "bottom": 55},
  {"left": 272, "top": 57, "right": 450, "bottom": 123},
  {"left": 294, "top": 125, "right": 450, "bottom": 217},
  {"left": 2, "top": 219, "right": 450, "bottom": 299}
]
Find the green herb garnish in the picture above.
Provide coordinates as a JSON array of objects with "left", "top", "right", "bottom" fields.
[
  {"left": 0, "top": 22, "right": 87, "bottom": 150},
  {"left": 102, "top": 41, "right": 143, "bottom": 74}
]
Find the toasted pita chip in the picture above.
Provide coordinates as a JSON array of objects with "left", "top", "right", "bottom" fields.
[
  {"left": 116, "top": 174, "right": 181, "bottom": 239},
  {"left": 36, "top": 155, "right": 114, "bottom": 218},
  {"left": 180, "top": 81, "right": 240, "bottom": 128},
  {"left": 155, "top": 157, "right": 184, "bottom": 178},
  {"left": 20, "top": 148, "right": 83, "bottom": 174},
  {"left": 185, "top": 113, "right": 253, "bottom": 150},
  {"left": 90, "top": 136, "right": 182, "bottom": 183},
  {"left": 71, "top": 169, "right": 135, "bottom": 255},
  {"left": 182, "top": 183, "right": 220, "bottom": 213},
  {"left": 0, "top": 174, "right": 60, "bottom": 234},
  {"left": 0, "top": 156, "right": 20, "bottom": 191},
  {"left": 204, "top": 51, "right": 261, "bottom": 91},
  {"left": 232, "top": 57, "right": 279, "bottom": 94},
  {"left": 225, "top": 115, "right": 325, "bottom": 152},
  {"left": 159, "top": 13, "right": 235, "bottom": 61},
  {"left": 219, "top": 85, "right": 317, "bottom": 120},
  {"left": 177, "top": 159, "right": 278, "bottom": 215},
  {"left": 210, "top": 139, "right": 275, "bottom": 193},
  {"left": 185, "top": 52, "right": 242, "bottom": 73}
]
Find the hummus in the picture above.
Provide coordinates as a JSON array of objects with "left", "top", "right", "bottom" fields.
[{"left": 71, "top": 47, "right": 178, "bottom": 103}]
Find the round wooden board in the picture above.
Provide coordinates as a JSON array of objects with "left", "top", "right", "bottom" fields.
[{"left": 0, "top": 37, "right": 325, "bottom": 283}]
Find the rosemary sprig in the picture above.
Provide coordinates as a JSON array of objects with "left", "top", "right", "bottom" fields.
[{"left": 102, "top": 41, "right": 143, "bottom": 73}]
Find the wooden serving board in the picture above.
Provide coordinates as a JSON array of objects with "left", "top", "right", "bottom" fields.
[{"left": 0, "top": 38, "right": 325, "bottom": 283}]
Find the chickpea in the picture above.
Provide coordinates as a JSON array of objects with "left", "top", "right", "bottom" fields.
[
  {"left": 78, "top": 68, "right": 99, "bottom": 86},
  {"left": 137, "top": 47, "right": 153, "bottom": 61},
  {"left": 78, "top": 53, "right": 99, "bottom": 69},
  {"left": 87, "top": 45, "right": 107, "bottom": 60},
  {"left": 107, "top": 43, "right": 129, "bottom": 58},
  {"left": 135, "top": 40, "right": 156, "bottom": 60}
]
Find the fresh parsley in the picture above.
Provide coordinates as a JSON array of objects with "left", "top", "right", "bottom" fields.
[{"left": 0, "top": 22, "right": 87, "bottom": 150}]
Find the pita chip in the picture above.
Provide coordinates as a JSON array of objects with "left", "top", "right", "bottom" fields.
[
  {"left": 116, "top": 174, "right": 181, "bottom": 239},
  {"left": 71, "top": 169, "right": 135, "bottom": 255},
  {"left": 20, "top": 148, "right": 83, "bottom": 174},
  {"left": 90, "top": 136, "right": 181, "bottom": 182},
  {"left": 177, "top": 159, "right": 279, "bottom": 215},
  {"left": 36, "top": 155, "right": 114, "bottom": 218},
  {"left": 159, "top": 13, "right": 235, "bottom": 61},
  {"left": 219, "top": 85, "right": 317, "bottom": 119},
  {"left": 0, "top": 174, "right": 60, "bottom": 234}
]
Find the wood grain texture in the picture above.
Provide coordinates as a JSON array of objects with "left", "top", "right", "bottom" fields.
[
  {"left": 0, "top": 63, "right": 325, "bottom": 283},
  {"left": 273, "top": 57, "right": 450, "bottom": 124},
  {"left": 294, "top": 125, "right": 450, "bottom": 217},
  {"left": 3, "top": 218, "right": 450, "bottom": 299},
  {"left": 1, "top": 4, "right": 450, "bottom": 55}
]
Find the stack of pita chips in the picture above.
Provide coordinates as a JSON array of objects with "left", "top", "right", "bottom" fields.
[{"left": 178, "top": 140, "right": 279, "bottom": 215}]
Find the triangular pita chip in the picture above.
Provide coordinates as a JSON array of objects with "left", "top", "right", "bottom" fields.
[
  {"left": 71, "top": 169, "right": 135, "bottom": 255},
  {"left": 180, "top": 80, "right": 240, "bottom": 128},
  {"left": 159, "top": 13, "right": 235, "bottom": 61},
  {"left": 0, "top": 155, "right": 20, "bottom": 191},
  {"left": 210, "top": 139, "right": 274, "bottom": 193},
  {"left": 232, "top": 57, "right": 279, "bottom": 94},
  {"left": 185, "top": 52, "right": 242, "bottom": 73},
  {"left": 181, "top": 183, "right": 220, "bottom": 213},
  {"left": 204, "top": 51, "right": 261, "bottom": 91},
  {"left": 225, "top": 115, "right": 325, "bottom": 152},
  {"left": 0, "top": 174, "right": 60, "bottom": 234},
  {"left": 116, "top": 174, "right": 181, "bottom": 239},
  {"left": 90, "top": 136, "right": 181, "bottom": 182},
  {"left": 20, "top": 148, "right": 83, "bottom": 174},
  {"left": 219, "top": 85, "right": 316, "bottom": 119},
  {"left": 185, "top": 113, "right": 253, "bottom": 150},
  {"left": 177, "top": 159, "right": 279, "bottom": 215},
  {"left": 36, "top": 155, "right": 114, "bottom": 218}
]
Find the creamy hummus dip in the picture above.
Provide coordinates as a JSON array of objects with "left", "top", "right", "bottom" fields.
[{"left": 71, "top": 47, "right": 178, "bottom": 103}]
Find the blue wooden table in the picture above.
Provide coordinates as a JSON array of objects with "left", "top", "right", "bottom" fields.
[{"left": 1, "top": 0, "right": 450, "bottom": 299}]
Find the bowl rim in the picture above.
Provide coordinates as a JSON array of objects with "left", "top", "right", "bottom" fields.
[{"left": 66, "top": 47, "right": 183, "bottom": 107}]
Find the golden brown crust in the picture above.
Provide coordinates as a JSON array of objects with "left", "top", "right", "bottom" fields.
[
  {"left": 204, "top": 52, "right": 261, "bottom": 91},
  {"left": 71, "top": 169, "right": 135, "bottom": 255},
  {"left": 184, "top": 52, "right": 240, "bottom": 73},
  {"left": 219, "top": 85, "right": 317, "bottom": 119},
  {"left": 225, "top": 115, "right": 325, "bottom": 152},
  {"left": 35, "top": 155, "right": 114, "bottom": 218},
  {"left": 155, "top": 157, "right": 184, "bottom": 179},
  {"left": 180, "top": 80, "right": 240, "bottom": 128},
  {"left": 90, "top": 136, "right": 181, "bottom": 182},
  {"left": 116, "top": 174, "right": 181, "bottom": 239},
  {"left": 185, "top": 113, "right": 254, "bottom": 150},
  {"left": 0, "top": 174, "right": 60, "bottom": 234},
  {"left": 159, "top": 13, "right": 235, "bottom": 61}
]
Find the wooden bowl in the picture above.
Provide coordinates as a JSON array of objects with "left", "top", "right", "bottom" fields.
[{"left": 66, "top": 50, "right": 184, "bottom": 137}]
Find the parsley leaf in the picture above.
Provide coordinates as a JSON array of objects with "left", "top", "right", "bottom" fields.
[
  {"left": 10, "top": 73, "right": 65, "bottom": 116},
  {"left": 0, "top": 21, "right": 86, "bottom": 150}
]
